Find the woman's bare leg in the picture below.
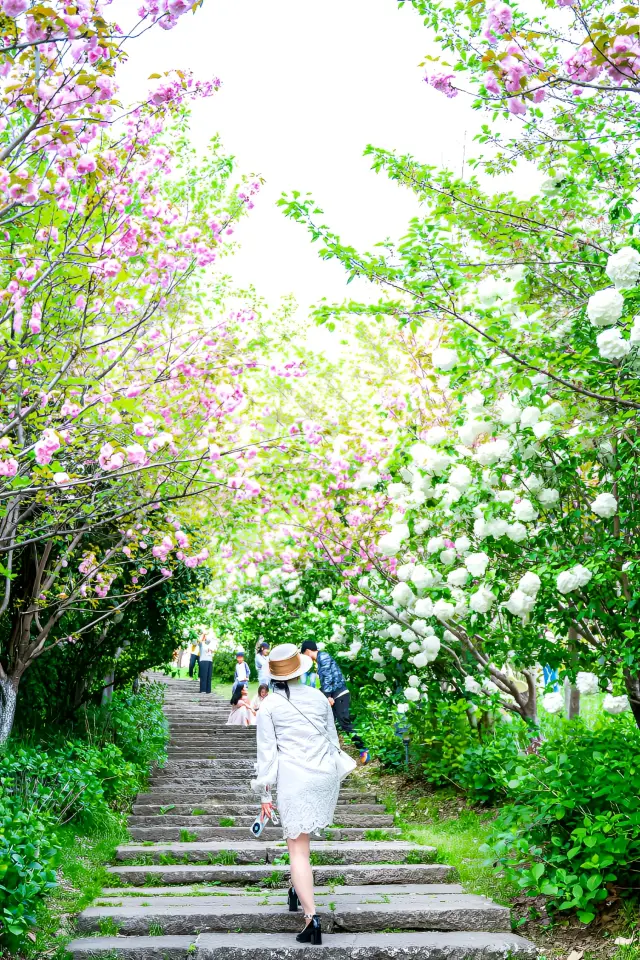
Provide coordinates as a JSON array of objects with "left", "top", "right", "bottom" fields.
[{"left": 287, "top": 833, "right": 315, "bottom": 919}]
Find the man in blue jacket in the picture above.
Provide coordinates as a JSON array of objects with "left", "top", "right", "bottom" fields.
[{"left": 300, "top": 641, "right": 369, "bottom": 764}]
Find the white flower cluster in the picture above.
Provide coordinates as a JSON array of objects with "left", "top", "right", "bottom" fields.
[
  {"left": 556, "top": 564, "right": 592, "bottom": 595},
  {"left": 575, "top": 672, "right": 599, "bottom": 695},
  {"left": 603, "top": 693, "right": 630, "bottom": 715}
]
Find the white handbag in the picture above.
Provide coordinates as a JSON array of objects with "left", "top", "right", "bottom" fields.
[{"left": 276, "top": 691, "right": 358, "bottom": 781}]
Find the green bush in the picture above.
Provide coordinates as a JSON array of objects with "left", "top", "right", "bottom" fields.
[
  {"left": 0, "top": 681, "right": 169, "bottom": 950},
  {"left": 484, "top": 716, "right": 640, "bottom": 923},
  {"left": 211, "top": 647, "right": 238, "bottom": 684},
  {"left": 456, "top": 724, "right": 523, "bottom": 805}
]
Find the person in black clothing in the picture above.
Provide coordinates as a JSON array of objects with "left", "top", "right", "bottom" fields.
[{"left": 300, "top": 640, "right": 369, "bottom": 764}]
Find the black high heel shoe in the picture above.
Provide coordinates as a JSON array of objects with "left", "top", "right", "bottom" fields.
[
  {"left": 288, "top": 886, "right": 300, "bottom": 912},
  {"left": 296, "top": 914, "right": 322, "bottom": 945}
]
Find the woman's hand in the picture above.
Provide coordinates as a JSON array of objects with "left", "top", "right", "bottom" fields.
[{"left": 261, "top": 801, "right": 274, "bottom": 820}]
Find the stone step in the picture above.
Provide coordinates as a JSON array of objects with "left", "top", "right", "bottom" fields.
[
  {"left": 159, "top": 759, "right": 257, "bottom": 769},
  {"left": 132, "top": 802, "right": 387, "bottom": 816},
  {"left": 115, "top": 840, "right": 437, "bottom": 865},
  {"left": 108, "top": 862, "right": 452, "bottom": 887},
  {"left": 128, "top": 825, "right": 401, "bottom": 842},
  {"left": 135, "top": 790, "right": 377, "bottom": 804},
  {"left": 99, "top": 883, "right": 463, "bottom": 898},
  {"left": 76, "top": 891, "right": 511, "bottom": 935},
  {"left": 128, "top": 813, "right": 395, "bottom": 828},
  {"left": 68, "top": 930, "right": 538, "bottom": 960}
]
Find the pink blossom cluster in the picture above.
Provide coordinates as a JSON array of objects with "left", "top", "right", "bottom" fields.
[
  {"left": 425, "top": 72, "right": 458, "bottom": 99},
  {"left": 483, "top": 44, "right": 546, "bottom": 114},
  {"left": 137, "top": 0, "right": 198, "bottom": 31},
  {"left": 35, "top": 429, "right": 62, "bottom": 466}
]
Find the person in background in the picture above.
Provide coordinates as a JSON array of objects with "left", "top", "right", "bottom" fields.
[
  {"left": 251, "top": 683, "right": 270, "bottom": 712},
  {"left": 300, "top": 640, "right": 369, "bottom": 764},
  {"left": 255, "top": 641, "right": 271, "bottom": 685},
  {"left": 199, "top": 634, "right": 214, "bottom": 694},
  {"left": 188, "top": 638, "right": 200, "bottom": 678},
  {"left": 227, "top": 683, "right": 256, "bottom": 726},
  {"left": 234, "top": 650, "right": 251, "bottom": 687}
]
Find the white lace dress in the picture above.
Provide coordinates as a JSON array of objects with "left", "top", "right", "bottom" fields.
[{"left": 253, "top": 681, "right": 341, "bottom": 839}]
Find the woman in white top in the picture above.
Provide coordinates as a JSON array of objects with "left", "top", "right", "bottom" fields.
[
  {"left": 255, "top": 642, "right": 271, "bottom": 685},
  {"left": 253, "top": 643, "right": 341, "bottom": 945}
]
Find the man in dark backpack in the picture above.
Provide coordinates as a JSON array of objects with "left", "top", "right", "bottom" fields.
[{"left": 300, "top": 641, "right": 370, "bottom": 764}]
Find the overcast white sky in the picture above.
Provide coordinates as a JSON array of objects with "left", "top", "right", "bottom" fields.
[{"left": 114, "top": 0, "right": 489, "bottom": 316}]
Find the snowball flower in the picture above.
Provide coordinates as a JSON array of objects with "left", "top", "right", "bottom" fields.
[
  {"left": 387, "top": 623, "right": 402, "bottom": 639},
  {"left": 440, "top": 548, "right": 457, "bottom": 566},
  {"left": 447, "top": 567, "right": 469, "bottom": 588},
  {"left": 506, "top": 522, "right": 528, "bottom": 543},
  {"left": 433, "top": 599, "right": 455, "bottom": 622},
  {"left": 449, "top": 464, "right": 473, "bottom": 491},
  {"left": 379, "top": 528, "right": 405, "bottom": 556},
  {"left": 512, "top": 499, "right": 538, "bottom": 522},
  {"left": 427, "top": 536, "right": 445, "bottom": 555},
  {"left": 412, "top": 567, "right": 440, "bottom": 591},
  {"left": 422, "top": 635, "right": 441, "bottom": 662},
  {"left": 317, "top": 587, "right": 333, "bottom": 603},
  {"left": 587, "top": 287, "right": 624, "bottom": 327},
  {"left": 432, "top": 347, "right": 458, "bottom": 371},
  {"left": 591, "top": 492, "right": 618, "bottom": 518},
  {"left": 605, "top": 246, "right": 640, "bottom": 290},
  {"left": 576, "top": 672, "right": 599, "bottom": 696},
  {"left": 556, "top": 564, "right": 592, "bottom": 594},
  {"left": 454, "top": 536, "right": 471, "bottom": 554},
  {"left": 596, "top": 328, "right": 631, "bottom": 361},
  {"left": 391, "top": 646, "right": 404, "bottom": 660},
  {"left": 603, "top": 693, "right": 630, "bottom": 715},
  {"left": 532, "top": 420, "right": 553, "bottom": 440},
  {"left": 469, "top": 586, "right": 496, "bottom": 614},
  {"left": 630, "top": 315, "right": 640, "bottom": 346},
  {"left": 397, "top": 703, "right": 410, "bottom": 714},
  {"left": 397, "top": 563, "right": 415, "bottom": 582},
  {"left": 496, "top": 397, "right": 521, "bottom": 425},
  {"left": 404, "top": 687, "right": 421, "bottom": 702},
  {"left": 371, "top": 648, "right": 384, "bottom": 663},
  {"left": 464, "top": 552, "right": 490, "bottom": 577},
  {"left": 503, "top": 589, "right": 535, "bottom": 618},
  {"left": 519, "top": 572, "right": 541, "bottom": 596},
  {"left": 373, "top": 672, "right": 387, "bottom": 682},
  {"left": 414, "top": 598, "right": 434, "bottom": 618},
  {"left": 392, "top": 582, "right": 415, "bottom": 607},
  {"left": 538, "top": 488, "right": 560, "bottom": 506},
  {"left": 464, "top": 675, "right": 482, "bottom": 694},
  {"left": 542, "top": 691, "right": 564, "bottom": 715},
  {"left": 410, "top": 619, "right": 428, "bottom": 637}
]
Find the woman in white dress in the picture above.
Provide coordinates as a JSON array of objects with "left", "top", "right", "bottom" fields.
[
  {"left": 253, "top": 643, "right": 341, "bottom": 945},
  {"left": 226, "top": 684, "right": 257, "bottom": 726}
]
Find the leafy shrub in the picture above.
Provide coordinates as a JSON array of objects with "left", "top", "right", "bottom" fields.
[
  {"left": 456, "top": 724, "right": 523, "bottom": 805},
  {"left": 484, "top": 716, "right": 640, "bottom": 923},
  {"left": 101, "top": 682, "right": 168, "bottom": 771},
  {"left": 211, "top": 647, "right": 238, "bottom": 684}
]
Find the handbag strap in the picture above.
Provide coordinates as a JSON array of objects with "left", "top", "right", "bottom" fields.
[{"left": 273, "top": 689, "right": 343, "bottom": 756}]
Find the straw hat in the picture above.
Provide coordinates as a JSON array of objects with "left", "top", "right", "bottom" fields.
[{"left": 268, "top": 643, "right": 313, "bottom": 682}]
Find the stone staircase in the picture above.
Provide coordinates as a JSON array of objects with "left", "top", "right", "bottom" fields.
[{"left": 68, "top": 676, "right": 537, "bottom": 959}]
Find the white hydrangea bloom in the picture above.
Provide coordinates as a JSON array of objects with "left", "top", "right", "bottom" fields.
[
  {"left": 379, "top": 531, "right": 402, "bottom": 557},
  {"left": 317, "top": 588, "right": 333, "bottom": 603},
  {"left": 439, "top": 548, "right": 457, "bottom": 566},
  {"left": 408, "top": 675, "right": 420, "bottom": 688},
  {"left": 387, "top": 623, "right": 402, "bottom": 639},
  {"left": 474, "top": 517, "right": 489, "bottom": 539},
  {"left": 414, "top": 597, "right": 434, "bottom": 618},
  {"left": 469, "top": 586, "right": 496, "bottom": 614},
  {"left": 413, "top": 651, "right": 428, "bottom": 668},
  {"left": 519, "top": 572, "right": 541, "bottom": 597},
  {"left": 396, "top": 562, "right": 416, "bottom": 582},
  {"left": 506, "top": 522, "right": 528, "bottom": 543},
  {"left": 433, "top": 599, "right": 455, "bottom": 622},
  {"left": 496, "top": 396, "right": 521, "bottom": 424},
  {"left": 605, "top": 246, "right": 640, "bottom": 289},
  {"left": 401, "top": 628, "right": 415, "bottom": 644},
  {"left": 464, "top": 675, "right": 482, "bottom": 694},
  {"left": 371, "top": 648, "right": 384, "bottom": 663},
  {"left": 576, "top": 672, "right": 599, "bottom": 695},
  {"left": 520, "top": 406, "right": 541, "bottom": 428},
  {"left": 373, "top": 671, "right": 386, "bottom": 682},
  {"left": 397, "top": 702, "right": 409, "bottom": 714},
  {"left": 603, "top": 693, "right": 630, "bottom": 715},
  {"left": 532, "top": 420, "right": 553, "bottom": 440},
  {"left": 544, "top": 401, "right": 564, "bottom": 419},
  {"left": 542, "top": 691, "right": 564, "bottom": 715},
  {"left": 538, "top": 488, "right": 560, "bottom": 506},
  {"left": 556, "top": 564, "right": 592, "bottom": 594},
  {"left": 591, "top": 492, "right": 618, "bottom": 518},
  {"left": 587, "top": 287, "right": 624, "bottom": 327},
  {"left": 486, "top": 518, "right": 509, "bottom": 538},
  {"left": 596, "top": 328, "right": 631, "bottom": 361},
  {"left": 512, "top": 499, "right": 538, "bottom": 522},
  {"left": 454, "top": 535, "right": 471, "bottom": 554},
  {"left": 432, "top": 347, "right": 459, "bottom": 371},
  {"left": 443, "top": 629, "right": 457, "bottom": 644},
  {"left": 464, "top": 552, "right": 490, "bottom": 577},
  {"left": 458, "top": 419, "right": 489, "bottom": 447},
  {"left": 447, "top": 567, "right": 469, "bottom": 588},
  {"left": 476, "top": 437, "right": 512, "bottom": 466},
  {"left": 410, "top": 618, "right": 428, "bottom": 636},
  {"left": 404, "top": 686, "right": 420, "bottom": 702},
  {"left": 630, "top": 315, "right": 640, "bottom": 346},
  {"left": 422, "top": 636, "right": 441, "bottom": 661},
  {"left": 427, "top": 536, "right": 445, "bottom": 555},
  {"left": 391, "top": 645, "right": 404, "bottom": 660},
  {"left": 503, "top": 588, "right": 535, "bottom": 618},
  {"left": 449, "top": 464, "right": 473, "bottom": 491},
  {"left": 495, "top": 490, "right": 515, "bottom": 503}
]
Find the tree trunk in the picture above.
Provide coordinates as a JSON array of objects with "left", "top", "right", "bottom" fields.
[
  {"left": 0, "top": 675, "right": 19, "bottom": 744},
  {"left": 564, "top": 678, "right": 580, "bottom": 719},
  {"left": 624, "top": 670, "right": 640, "bottom": 729}
]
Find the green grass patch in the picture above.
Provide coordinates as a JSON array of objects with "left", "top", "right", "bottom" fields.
[
  {"left": 219, "top": 817, "right": 235, "bottom": 826},
  {"left": 179, "top": 829, "right": 198, "bottom": 842}
]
